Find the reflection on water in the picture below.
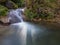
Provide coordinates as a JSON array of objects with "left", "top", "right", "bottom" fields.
[{"left": 0, "top": 22, "right": 60, "bottom": 45}]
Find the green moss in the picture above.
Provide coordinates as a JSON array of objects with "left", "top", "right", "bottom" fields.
[{"left": 0, "top": 5, "right": 8, "bottom": 16}]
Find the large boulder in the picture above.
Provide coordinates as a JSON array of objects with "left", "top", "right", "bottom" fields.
[{"left": 5, "top": 1, "right": 18, "bottom": 9}]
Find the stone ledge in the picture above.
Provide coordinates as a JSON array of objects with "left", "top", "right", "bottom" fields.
[{"left": 0, "top": 16, "right": 9, "bottom": 23}]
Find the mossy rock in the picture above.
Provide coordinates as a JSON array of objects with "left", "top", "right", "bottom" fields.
[
  {"left": 6, "top": 1, "right": 18, "bottom": 9},
  {"left": 0, "top": 5, "right": 8, "bottom": 16}
]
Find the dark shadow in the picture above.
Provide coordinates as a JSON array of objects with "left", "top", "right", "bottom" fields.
[{"left": 0, "top": 21, "right": 11, "bottom": 26}]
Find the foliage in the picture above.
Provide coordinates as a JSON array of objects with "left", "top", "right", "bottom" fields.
[
  {"left": 0, "top": 5, "right": 8, "bottom": 16},
  {"left": 12, "top": 0, "right": 25, "bottom": 7},
  {"left": 25, "top": 9, "right": 37, "bottom": 20},
  {"left": 25, "top": 0, "right": 59, "bottom": 20}
]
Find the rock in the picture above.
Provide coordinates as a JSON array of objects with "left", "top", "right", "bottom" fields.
[
  {"left": 0, "top": 16, "right": 9, "bottom": 23},
  {"left": 5, "top": 0, "right": 18, "bottom": 9}
]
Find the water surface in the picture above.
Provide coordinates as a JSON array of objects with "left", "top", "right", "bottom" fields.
[{"left": 0, "top": 22, "right": 60, "bottom": 45}]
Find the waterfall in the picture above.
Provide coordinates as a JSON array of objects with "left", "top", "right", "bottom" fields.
[
  {"left": 8, "top": 8, "right": 24, "bottom": 24},
  {"left": 8, "top": 8, "right": 27, "bottom": 45}
]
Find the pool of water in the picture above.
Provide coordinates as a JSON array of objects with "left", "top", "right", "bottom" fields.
[{"left": 0, "top": 22, "right": 60, "bottom": 45}]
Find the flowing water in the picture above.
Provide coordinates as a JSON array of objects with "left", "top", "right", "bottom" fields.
[
  {"left": 8, "top": 8, "right": 24, "bottom": 23},
  {"left": 0, "top": 8, "right": 60, "bottom": 45}
]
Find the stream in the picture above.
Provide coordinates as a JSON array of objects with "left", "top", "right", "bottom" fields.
[{"left": 0, "top": 22, "right": 60, "bottom": 45}]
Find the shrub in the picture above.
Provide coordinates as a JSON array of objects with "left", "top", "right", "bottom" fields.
[
  {"left": 25, "top": 0, "right": 56, "bottom": 20},
  {"left": 12, "top": 0, "right": 25, "bottom": 7},
  {"left": 0, "top": 5, "right": 8, "bottom": 16},
  {"left": 25, "top": 9, "right": 37, "bottom": 20}
]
